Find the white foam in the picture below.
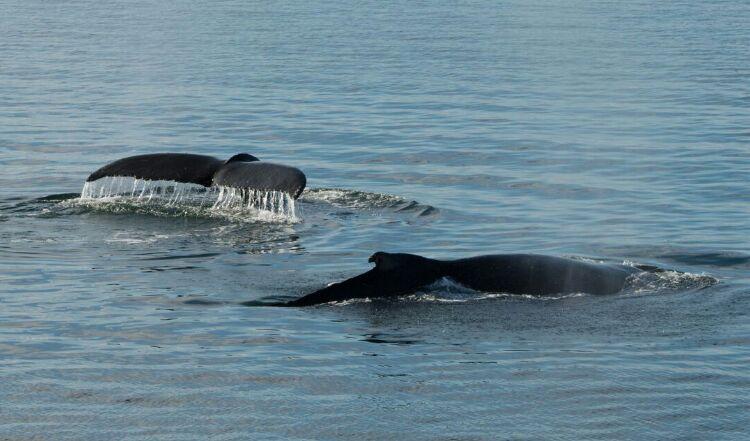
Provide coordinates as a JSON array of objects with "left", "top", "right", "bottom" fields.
[
  {"left": 300, "top": 188, "right": 408, "bottom": 209},
  {"left": 624, "top": 269, "right": 717, "bottom": 294}
]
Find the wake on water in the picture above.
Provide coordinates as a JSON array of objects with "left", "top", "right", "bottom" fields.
[{"left": 67, "top": 178, "right": 437, "bottom": 224}]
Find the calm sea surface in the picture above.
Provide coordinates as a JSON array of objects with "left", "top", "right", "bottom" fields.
[{"left": 1, "top": 1, "right": 749, "bottom": 439}]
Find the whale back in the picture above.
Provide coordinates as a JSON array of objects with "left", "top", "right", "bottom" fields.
[
  {"left": 286, "top": 252, "right": 444, "bottom": 306},
  {"left": 280, "top": 253, "right": 644, "bottom": 307},
  {"left": 446, "top": 254, "right": 633, "bottom": 295}
]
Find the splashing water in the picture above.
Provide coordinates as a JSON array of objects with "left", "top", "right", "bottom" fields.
[
  {"left": 211, "top": 186, "right": 296, "bottom": 216},
  {"left": 80, "top": 177, "right": 211, "bottom": 205},
  {"left": 78, "top": 177, "right": 299, "bottom": 222}
]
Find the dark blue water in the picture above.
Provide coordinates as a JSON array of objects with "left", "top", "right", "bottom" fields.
[{"left": 1, "top": 1, "right": 749, "bottom": 439}]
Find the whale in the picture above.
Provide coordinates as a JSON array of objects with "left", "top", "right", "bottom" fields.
[
  {"left": 86, "top": 153, "right": 306, "bottom": 198},
  {"left": 274, "top": 252, "right": 659, "bottom": 306}
]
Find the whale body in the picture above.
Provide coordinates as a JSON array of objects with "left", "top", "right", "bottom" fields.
[
  {"left": 86, "top": 153, "right": 306, "bottom": 198},
  {"left": 280, "top": 252, "right": 654, "bottom": 306}
]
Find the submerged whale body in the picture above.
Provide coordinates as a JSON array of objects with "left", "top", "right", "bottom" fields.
[
  {"left": 87, "top": 153, "right": 306, "bottom": 198},
  {"left": 279, "top": 252, "right": 658, "bottom": 306}
]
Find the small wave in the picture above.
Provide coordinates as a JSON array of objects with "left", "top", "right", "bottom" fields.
[
  {"left": 181, "top": 298, "right": 227, "bottom": 306},
  {"left": 419, "top": 277, "right": 589, "bottom": 302},
  {"left": 300, "top": 188, "right": 437, "bottom": 216},
  {"left": 624, "top": 269, "right": 718, "bottom": 294},
  {"left": 322, "top": 277, "right": 587, "bottom": 307},
  {"left": 1, "top": 195, "right": 77, "bottom": 214},
  {"left": 68, "top": 177, "right": 299, "bottom": 223},
  {"left": 35, "top": 193, "right": 81, "bottom": 202},
  {"left": 325, "top": 291, "right": 586, "bottom": 307},
  {"left": 657, "top": 250, "right": 750, "bottom": 268},
  {"left": 403, "top": 291, "right": 588, "bottom": 304},
  {"left": 104, "top": 232, "right": 176, "bottom": 245}
]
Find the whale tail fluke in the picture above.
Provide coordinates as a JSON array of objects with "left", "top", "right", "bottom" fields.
[
  {"left": 86, "top": 153, "right": 306, "bottom": 198},
  {"left": 212, "top": 161, "right": 307, "bottom": 199},
  {"left": 86, "top": 153, "right": 223, "bottom": 187}
]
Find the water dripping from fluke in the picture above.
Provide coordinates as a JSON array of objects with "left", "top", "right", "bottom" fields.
[{"left": 77, "top": 177, "right": 300, "bottom": 222}]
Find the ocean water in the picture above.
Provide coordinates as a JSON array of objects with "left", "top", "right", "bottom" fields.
[{"left": 1, "top": 0, "right": 749, "bottom": 439}]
